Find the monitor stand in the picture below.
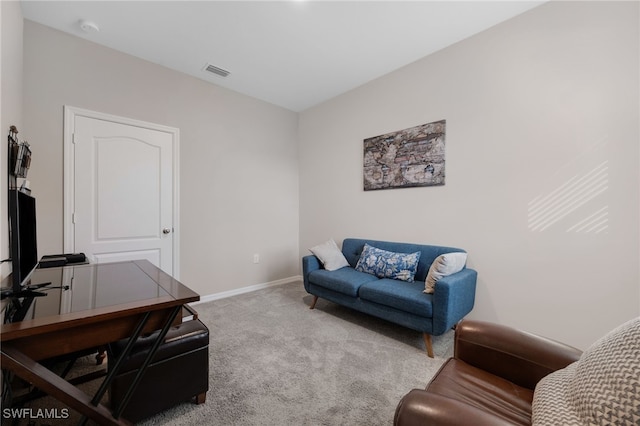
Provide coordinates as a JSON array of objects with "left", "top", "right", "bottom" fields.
[{"left": 1, "top": 283, "right": 51, "bottom": 300}]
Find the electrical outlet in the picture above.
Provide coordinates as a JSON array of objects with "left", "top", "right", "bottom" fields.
[{"left": 253, "top": 254, "right": 260, "bottom": 264}]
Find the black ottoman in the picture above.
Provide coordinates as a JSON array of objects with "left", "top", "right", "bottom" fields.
[{"left": 108, "top": 318, "right": 209, "bottom": 423}]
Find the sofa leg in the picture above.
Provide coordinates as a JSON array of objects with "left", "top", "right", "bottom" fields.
[
  {"left": 423, "top": 333, "right": 434, "bottom": 358},
  {"left": 195, "top": 392, "right": 206, "bottom": 404},
  {"left": 309, "top": 295, "right": 319, "bottom": 309}
]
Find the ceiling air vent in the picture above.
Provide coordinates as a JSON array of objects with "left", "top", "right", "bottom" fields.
[{"left": 203, "top": 63, "right": 231, "bottom": 78}]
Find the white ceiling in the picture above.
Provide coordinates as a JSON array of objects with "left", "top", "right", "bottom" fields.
[{"left": 20, "top": 1, "right": 545, "bottom": 112}]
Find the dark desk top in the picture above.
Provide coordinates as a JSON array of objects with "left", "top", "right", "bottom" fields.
[{"left": 1, "top": 260, "right": 199, "bottom": 342}]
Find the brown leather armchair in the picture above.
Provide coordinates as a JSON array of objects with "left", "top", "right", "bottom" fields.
[{"left": 394, "top": 319, "right": 582, "bottom": 426}]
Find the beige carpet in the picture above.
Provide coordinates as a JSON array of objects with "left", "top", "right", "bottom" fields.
[{"left": 7, "top": 281, "right": 453, "bottom": 425}]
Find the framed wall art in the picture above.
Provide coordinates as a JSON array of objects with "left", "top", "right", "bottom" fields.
[{"left": 363, "top": 119, "right": 446, "bottom": 191}]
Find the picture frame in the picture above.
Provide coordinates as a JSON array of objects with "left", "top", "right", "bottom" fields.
[{"left": 363, "top": 119, "right": 446, "bottom": 191}]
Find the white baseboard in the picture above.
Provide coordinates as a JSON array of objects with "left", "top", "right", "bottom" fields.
[{"left": 193, "top": 275, "right": 302, "bottom": 305}]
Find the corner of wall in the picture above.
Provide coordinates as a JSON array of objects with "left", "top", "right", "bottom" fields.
[{"left": 1, "top": 1, "right": 24, "bottom": 280}]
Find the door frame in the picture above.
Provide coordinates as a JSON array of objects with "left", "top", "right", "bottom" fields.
[{"left": 63, "top": 106, "right": 181, "bottom": 278}]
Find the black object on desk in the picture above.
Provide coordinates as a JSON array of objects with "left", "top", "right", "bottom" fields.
[{"left": 39, "top": 253, "right": 86, "bottom": 268}]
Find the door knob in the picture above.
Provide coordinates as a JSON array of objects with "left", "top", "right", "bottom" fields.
[{"left": 162, "top": 228, "right": 172, "bottom": 234}]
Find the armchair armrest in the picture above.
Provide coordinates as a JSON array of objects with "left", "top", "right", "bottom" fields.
[
  {"left": 432, "top": 268, "right": 477, "bottom": 335},
  {"left": 302, "top": 255, "right": 322, "bottom": 291},
  {"left": 454, "top": 320, "right": 582, "bottom": 390},
  {"left": 394, "top": 390, "right": 515, "bottom": 426}
]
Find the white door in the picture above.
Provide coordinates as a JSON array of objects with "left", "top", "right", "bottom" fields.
[{"left": 64, "top": 107, "right": 179, "bottom": 276}]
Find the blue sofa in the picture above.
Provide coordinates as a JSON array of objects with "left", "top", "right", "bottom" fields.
[{"left": 302, "top": 238, "right": 478, "bottom": 357}]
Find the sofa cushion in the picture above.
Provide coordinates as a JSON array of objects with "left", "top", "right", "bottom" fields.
[
  {"left": 308, "top": 267, "right": 379, "bottom": 297},
  {"left": 424, "top": 252, "right": 468, "bottom": 294},
  {"left": 358, "top": 279, "right": 433, "bottom": 318},
  {"left": 354, "top": 243, "right": 421, "bottom": 282},
  {"left": 309, "top": 239, "right": 350, "bottom": 271},
  {"left": 426, "top": 358, "right": 533, "bottom": 425}
]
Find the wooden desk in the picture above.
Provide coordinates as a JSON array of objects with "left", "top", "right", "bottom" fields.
[{"left": 1, "top": 260, "right": 200, "bottom": 425}]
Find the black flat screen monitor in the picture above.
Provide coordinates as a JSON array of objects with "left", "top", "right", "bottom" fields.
[{"left": 8, "top": 189, "right": 38, "bottom": 289}]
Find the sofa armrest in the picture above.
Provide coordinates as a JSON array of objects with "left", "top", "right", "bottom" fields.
[
  {"left": 302, "top": 255, "right": 322, "bottom": 292},
  {"left": 394, "top": 390, "right": 515, "bottom": 426},
  {"left": 454, "top": 320, "right": 582, "bottom": 390},
  {"left": 432, "top": 268, "right": 477, "bottom": 335}
]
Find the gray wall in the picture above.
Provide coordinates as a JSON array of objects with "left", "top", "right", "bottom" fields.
[
  {"left": 298, "top": 1, "right": 639, "bottom": 349},
  {"left": 1, "top": 1, "right": 24, "bottom": 280},
  {"left": 22, "top": 21, "right": 300, "bottom": 298}
]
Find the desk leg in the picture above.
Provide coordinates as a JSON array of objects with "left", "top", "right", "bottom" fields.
[
  {"left": 78, "top": 309, "right": 167, "bottom": 425},
  {"left": 112, "top": 305, "right": 181, "bottom": 419},
  {"left": 89, "top": 312, "right": 153, "bottom": 407},
  {"left": 1, "top": 347, "right": 127, "bottom": 426},
  {"left": 3, "top": 306, "right": 182, "bottom": 425}
]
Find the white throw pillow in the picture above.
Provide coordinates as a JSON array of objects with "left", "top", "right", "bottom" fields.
[
  {"left": 424, "top": 252, "right": 467, "bottom": 294},
  {"left": 309, "top": 239, "right": 350, "bottom": 271}
]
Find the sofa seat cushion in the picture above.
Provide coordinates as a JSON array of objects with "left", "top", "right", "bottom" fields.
[
  {"left": 358, "top": 279, "right": 432, "bottom": 318},
  {"left": 308, "top": 267, "right": 379, "bottom": 297},
  {"left": 426, "top": 358, "right": 533, "bottom": 426}
]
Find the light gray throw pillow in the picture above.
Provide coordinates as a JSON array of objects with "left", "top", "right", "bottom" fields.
[
  {"left": 309, "top": 239, "right": 350, "bottom": 271},
  {"left": 424, "top": 252, "right": 467, "bottom": 294}
]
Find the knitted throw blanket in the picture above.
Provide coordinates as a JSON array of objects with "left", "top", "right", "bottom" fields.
[{"left": 532, "top": 317, "right": 640, "bottom": 425}]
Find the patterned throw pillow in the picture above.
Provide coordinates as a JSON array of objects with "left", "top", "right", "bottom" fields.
[
  {"left": 532, "top": 316, "right": 640, "bottom": 426},
  {"left": 355, "top": 244, "right": 421, "bottom": 282}
]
